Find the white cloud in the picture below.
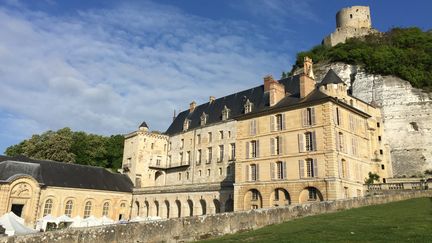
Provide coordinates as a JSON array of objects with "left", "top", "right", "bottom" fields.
[{"left": 0, "top": 1, "right": 293, "bottom": 152}]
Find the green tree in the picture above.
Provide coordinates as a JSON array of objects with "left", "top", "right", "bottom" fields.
[{"left": 365, "top": 172, "right": 380, "bottom": 185}]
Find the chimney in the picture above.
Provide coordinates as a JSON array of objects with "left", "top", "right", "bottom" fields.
[
  {"left": 264, "top": 75, "right": 285, "bottom": 106},
  {"left": 299, "top": 56, "right": 316, "bottom": 98},
  {"left": 209, "top": 96, "right": 215, "bottom": 103},
  {"left": 173, "top": 109, "right": 177, "bottom": 122},
  {"left": 189, "top": 101, "right": 196, "bottom": 112}
]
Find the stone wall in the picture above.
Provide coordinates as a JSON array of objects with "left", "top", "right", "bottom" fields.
[
  {"left": 300, "top": 62, "right": 432, "bottom": 177},
  {"left": 2, "top": 190, "right": 431, "bottom": 243}
]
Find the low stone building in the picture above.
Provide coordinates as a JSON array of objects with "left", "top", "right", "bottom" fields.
[{"left": 0, "top": 156, "right": 133, "bottom": 227}]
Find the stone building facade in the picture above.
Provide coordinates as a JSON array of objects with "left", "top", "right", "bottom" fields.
[
  {"left": 123, "top": 57, "right": 391, "bottom": 216},
  {"left": 0, "top": 156, "right": 133, "bottom": 227},
  {"left": 323, "top": 6, "right": 378, "bottom": 47}
]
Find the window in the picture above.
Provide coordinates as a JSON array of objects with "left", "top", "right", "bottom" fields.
[
  {"left": 180, "top": 152, "right": 183, "bottom": 164},
  {"left": 207, "top": 147, "right": 212, "bottom": 163},
  {"left": 199, "top": 170, "right": 202, "bottom": 176},
  {"left": 208, "top": 132, "right": 212, "bottom": 142},
  {"left": 168, "top": 142, "right": 172, "bottom": 151},
  {"left": 151, "top": 143, "right": 154, "bottom": 149},
  {"left": 207, "top": 169, "right": 211, "bottom": 176},
  {"left": 227, "top": 165, "right": 232, "bottom": 175},
  {"left": 228, "top": 131, "right": 231, "bottom": 138},
  {"left": 218, "top": 167, "right": 222, "bottom": 175},
  {"left": 381, "top": 164, "right": 385, "bottom": 170},
  {"left": 340, "top": 159, "right": 348, "bottom": 178},
  {"left": 351, "top": 137, "right": 358, "bottom": 156},
  {"left": 380, "top": 149, "right": 383, "bottom": 155},
  {"left": 178, "top": 173, "right": 182, "bottom": 181},
  {"left": 197, "top": 149, "right": 202, "bottom": 165},
  {"left": 251, "top": 189, "right": 259, "bottom": 201},
  {"left": 378, "top": 136, "right": 382, "bottom": 142},
  {"left": 186, "top": 172, "right": 190, "bottom": 180},
  {"left": 187, "top": 151, "right": 191, "bottom": 164},
  {"left": 271, "top": 136, "right": 282, "bottom": 155},
  {"left": 197, "top": 134, "right": 201, "bottom": 144},
  {"left": 64, "top": 200, "right": 73, "bottom": 217},
  {"left": 200, "top": 112, "right": 208, "bottom": 126},
  {"left": 230, "top": 143, "right": 236, "bottom": 160},
  {"left": 250, "top": 164, "right": 258, "bottom": 181},
  {"left": 219, "top": 130, "right": 224, "bottom": 140},
  {"left": 249, "top": 119, "right": 257, "bottom": 135},
  {"left": 168, "top": 155, "right": 172, "bottom": 166},
  {"left": 43, "top": 199, "right": 53, "bottom": 216},
  {"left": 102, "top": 202, "right": 110, "bottom": 216},
  {"left": 377, "top": 122, "right": 380, "bottom": 128},
  {"left": 305, "top": 132, "right": 314, "bottom": 151},
  {"left": 180, "top": 139, "right": 184, "bottom": 149},
  {"left": 299, "top": 159, "right": 318, "bottom": 178},
  {"left": 218, "top": 145, "right": 224, "bottom": 162},
  {"left": 222, "top": 106, "right": 230, "bottom": 120},
  {"left": 308, "top": 188, "right": 318, "bottom": 200},
  {"left": 276, "top": 161, "right": 285, "bottom": 179},
  {"left": 303, "top": 107, "right": 316, "bottom": 126},
  {"left": 164, "top": 144, "right": 167, "bottom": 151},
  {"left": 271, "top": 114, "right": 285, "bottom": 131},
  {"left": 251, "top": 140, "right": 258, "bottom": 158},
  {"left": 84, "top": 201, "right": 92, "bottom": 218},
  {"left": 183, "top": 119, "right": 190, "bottom": 131},
  {"left": 274, "top": 189, "right": 280, "bottom": 201},
  {"left": 335, "top": 107, "right": 342, "bottom": 126},
  {"left": 135, "top": 177, "right": 141, "bottom": 187},
  {"left": 337, "top": 132, "right": 345, "bottom": 152},
  {"left": 156, "top": 157, "right": 161, "bottom": 166},
  {"left": 244, "top": 99, "right": 253, "bottom": 113}
]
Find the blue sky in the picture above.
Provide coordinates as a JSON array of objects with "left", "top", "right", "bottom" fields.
[{"left": 0, "top": 0, "right": 431, "bottom": 154}]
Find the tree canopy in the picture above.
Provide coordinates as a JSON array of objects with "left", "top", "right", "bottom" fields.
[
  {"left": 4, "top": 128, "right": 124, "bottom": 172},
  {"left": 291, "top": 28, "right": 432, "bottom": 90}
]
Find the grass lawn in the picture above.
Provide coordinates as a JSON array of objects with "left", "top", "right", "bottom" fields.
[{"left": 201, "top": 198, "right": 432, "bottom": 242}]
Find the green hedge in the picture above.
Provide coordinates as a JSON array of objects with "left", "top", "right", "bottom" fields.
[{"left": 291, "top": 28, "right": 432, "bottom": 89}]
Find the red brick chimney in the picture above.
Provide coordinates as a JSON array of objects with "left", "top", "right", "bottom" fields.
[{"left": 264, "top": 75, "right": 285, "bottom": 106}]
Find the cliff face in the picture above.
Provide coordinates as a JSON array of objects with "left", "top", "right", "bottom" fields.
[{"left": 301, "top": 62, "right": 432, "bottom": 177}]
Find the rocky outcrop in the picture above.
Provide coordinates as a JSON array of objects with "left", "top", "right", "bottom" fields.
[{"left": 296, "top": 62, "right": 432, "bottom": 176}]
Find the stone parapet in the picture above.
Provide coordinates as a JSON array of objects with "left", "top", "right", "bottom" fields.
[{"left": 2, "top": 191, "right": 431, "bottom": 243}]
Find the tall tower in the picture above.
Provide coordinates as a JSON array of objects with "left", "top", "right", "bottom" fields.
[{"left": 323, "top": 6, "right": 378, "bottom": 47}]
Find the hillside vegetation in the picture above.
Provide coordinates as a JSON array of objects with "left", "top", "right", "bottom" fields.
[
  {"left": 292, "top": 28, "right": 432, "bottom": 89},
  {"left": 4, "top": 127, "right": 124, "bottom": 171}
]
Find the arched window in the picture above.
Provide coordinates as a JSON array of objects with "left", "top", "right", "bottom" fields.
[
  {"left": 102, "top": 202, "right": 110, "bottom": 216},
  {"left": 43, "top": 199, "right": 53, "bottom": 216},
  {"left": 244, "top": 99, "right": 253, "bottom": 114},
  {"left": 84, "top": 201, "right": 92, "bottom": 218},
  {"left": 64, "top": 200, "right": 73, "bottom": 217}
]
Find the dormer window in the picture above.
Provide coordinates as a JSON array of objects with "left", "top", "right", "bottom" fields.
[
  {"left": 183, "top": 119, "right": 191, "bottom": 131},
  {"left": 244, "top": 99, "right": 253, "bottom": 114},
  {"left": 200, "top": 112, "right": 208, "bottom": 126},
  {"left": 222, "top": 106, "right": 230, "bottom": 120}
]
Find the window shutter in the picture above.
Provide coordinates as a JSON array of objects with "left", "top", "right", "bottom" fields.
[
  {"left": 342, "top": 134, "right": 346, "bottom": 153},
  {"left": 312, "top": 131, "right": 317, "bottom": 151},
  {"left": 311, "top": 107, "right": 316, "bottom": 125},
  {"left": 333, "top": 107, "right": 338, "bottom": 125},
  {"left": 281, "top": 114, "right": 286, "bottom": 130},
  {"left": 270, "top": 138, "right": 275, "bottom": 155},
  {"left": 270, "top": 162, "right": 275, "bottom": 180},
  {"left": 313, "top": 159, "right": 318, "bottom": 177},
  {"left": 346, "top": 161, "right": 350, "bottom": 179},
  {"left": 283, "top": 161, "right": 287, "bottom": 179},
  {"left": 256, "top": 140, "right": 260, "bottom": 158},
  {"left": 256, "top": 164, "right": 260, "bottom": 181},
  {"left": 298, "top": 134, "right": 304, "bottom": 152},
  {"left": 338, "top": 159, "right": 343, "bottom": 178},
  {"left": 279, "top": 136, "right": 283, "bottom": 155},
  {"left": 249, "top": 120, "right": 253, "bottom": 135},
  {"left": 254, "top": 119, "right": 258, "bottom": 135},
  {"left": 335, "top": 133, "right": 340, "bottom": 151},
  {"left": 270, "top": 116, "right": 275, "bottom": 132},
  {"left": 302, "top": 109, "right": 307, "bottom": 127},
  {"left": 246, "top": 142, "right": 250, "bottom": 159},
  {"left": 245, "top": 164, "right": 249, "bottom": 181},
  {"left": 299, "top": 160, "right": 304, "bottom": 179}
]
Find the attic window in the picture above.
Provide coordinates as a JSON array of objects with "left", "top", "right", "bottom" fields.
[
  {"left": 222, "top": 106, "right": 230, "bottom": 121},
  {"left": 183, "top": 119, "right": 191, "bottom": 131},
  {"left": 200, "top": 112, "right": 208, "bottom": 126},
  {"left": 244, "top": 99, "right": 253, "bottom": 114}
]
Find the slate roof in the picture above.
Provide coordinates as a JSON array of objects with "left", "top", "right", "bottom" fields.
[
  {"left": 165, "top": 70, "right": 369, "bottom": 135},
  {"left": 320, "top": 69, "right": 345, "bottom": 85},
  {"left": 0, "top": 155, "right": 133, "bottom": 192},
  {"left": 165, "top": 75, "right": 302, "bottom": 135}
]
